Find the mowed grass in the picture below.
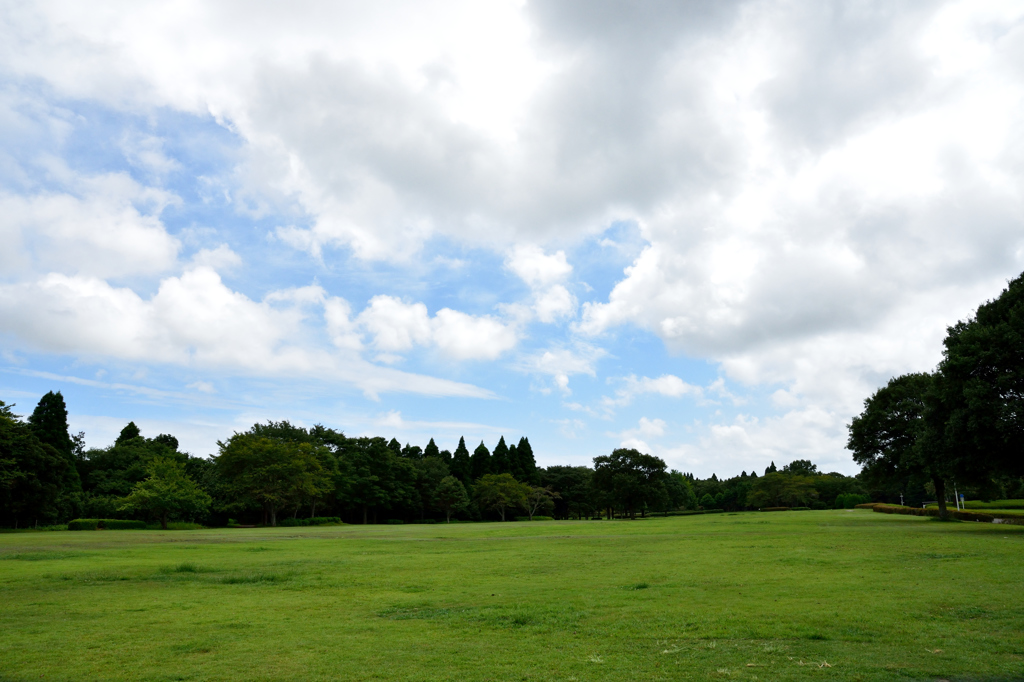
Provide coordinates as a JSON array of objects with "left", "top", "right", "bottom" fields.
[{"left": 1, "top": 511, "right": 1022, "bottom": 681}]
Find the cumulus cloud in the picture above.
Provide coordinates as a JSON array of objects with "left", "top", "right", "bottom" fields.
[
  {"left": 0, "top": 268, "right": 491, "bottom": 399},
  {"left": 356, "top": 295, "right": 518, "bottom": 361},
  {"left": 604, "top": 374, "right": 704, "bottom": 409},
  {"left": 0, "top": 172, "right": 180, "bottom": 278},
  {"left": 517, "top": 343, "right": 607, "bottom": 395}
]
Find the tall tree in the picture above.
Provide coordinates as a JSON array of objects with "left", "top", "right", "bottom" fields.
[
  {"left": 117, "top": 422, "right": 142, "bottom": 444},
  {"left": 119, "top": 457, "right": 211, "bottom": 529},
  {"left": 433, "top": 475, "right": 469, "bottom": 523},
  {"left": 424, "top": 438, "right": 440, "bottom": 460},
  {"left": 27, "top": 391, "right": 82, "bottom": 502},
  {"left": 470, "top": 441, "right": 491, "bottom": 480},
  {"left": 28, "top": 391, "right": 73, "bottom": 459},
  {"left": 930, "top": 272, "right": 1024, "bottom": 483},
  {"left": 474, "top": 473, "right": 528, "bottom": 521},
  {"left": 592, "top": 448, "right": 669, "bottom": 519},
  {"left": 491, "top": 436, "right": 510, "bottom": 475},
  {"left": 451, "top": 437, "right": 471, "bottom": 483},
  {"left": 847, "top": 373, "right": 949, "bottom": 514},
  {"left": 516, "top": 437, "right": 537, "bottom": 483},
  {"left": 746, "top": 472, "right": 818, "bottom": 508},
  {"left": 0, "top": 401, "right": 80, "bottom": 526}
]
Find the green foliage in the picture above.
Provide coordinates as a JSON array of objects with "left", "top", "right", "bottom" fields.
[
  {"left": 835, "top": 493, "right": 871, "bottom": 509},
  {"left": 215, "top": 431, "right": 332, "bottom": 527},
  {"left": 102, "top": 519, "right": 147, "bottom": 529},
  {"left": 747, "top": 472, "right": 818, "bottom": 508},
  {"left": 470, "top": 441, "right": 491, "bottom": 480},
  {"left": 277, "top": 517, "right": 341, "bottom": 527},
  {"left": 473, "top": 473, "right": 529, "bottom": 521},
  {"left": 432, "top": 476, "right": 469, "bottom": 523},
  {"left": 592, "top": 448, "right": 669, "bottom": 518},
  {"left": 67, "top": 519, "right": 99, "bottom": 530},
  {"left": 119, "top": 457, "right": 212, "bottom": 529},
  {"left": 698, "top": 493, "right": 715, "bottom": 508},
  {"left": 1, "top": 400, "right": 81, "bottom": 526},
  {"left": 450, "top": 437, "right": 471, "bottom": 484}
]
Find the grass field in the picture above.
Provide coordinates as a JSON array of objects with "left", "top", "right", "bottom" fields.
[{"left": 1, "top": 510, "right": 1022, "bottom": 681}]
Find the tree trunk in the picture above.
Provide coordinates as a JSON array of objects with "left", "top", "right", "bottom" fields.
[
  {"left": 362, "top": 505, "right": 368, "bottom": 525},
  {"left": 933, "top": 476, "right": 948, "bottom": 519},
  {"left": 161, "top": 512, "right": 168, "bottom": 530},
  {"left": 270, "top": 505, "right": 277, "bottom": 527},
  {"left": 311, "top": 500, "right": 316, "bottom": 518},
  {"left": 500, "top": 506, "right": 506, "bottom": 522},
  {"left": 446, "top": 510, "right": 451, "bottom": 523}
]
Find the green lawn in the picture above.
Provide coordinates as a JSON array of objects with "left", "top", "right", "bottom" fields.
[{"left": 1, "top": 510, "right": 1022, "bottom": 681}]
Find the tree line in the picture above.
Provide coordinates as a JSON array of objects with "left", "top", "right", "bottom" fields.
[
  {"left": 848, "top": 272, "right": 1024, "bottom": 516},
  {"left": 3, "top": 391, "right": 869, "bottom": 528}
]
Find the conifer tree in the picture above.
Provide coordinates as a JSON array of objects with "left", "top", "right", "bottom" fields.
[
  {"left": 117, "top": 422, "right": 142, "bottom": 444},
  {"left": 28, "top": 391, "right": 73, "bottom": 459},
  {"left": 470, "top": 441, "right": 491, "bottom": 480},
  {"left": 450, "top": 437, "right": 471, "bottom": 483},
  {"left": 424, "top": 438, "right": 440, "bottom": 460},
  {"left": 516, "top": 437, "right": 537, "bottom": 483},
  {"left": 491, "top": 436, "right": 510, "bottom": 475}
]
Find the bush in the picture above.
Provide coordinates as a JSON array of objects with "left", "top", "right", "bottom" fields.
[
  {"left": 760, "top": 507, "right": 790, "bottom": 512},
  {"left": 870, "top": 504, "right": 1024, "bottom": 525},
  {"left": 790, "top": 507, "right": 811, "bottom": 511},
  {"left": 513, "top": 516, "right": 554, "bottom": 522},
  {"left": 68, "top": 519, "right": 99, "bottom": 531},
  {"left": 277, "top": 516, "right": 343, "bottom": 527},
  {"left": 836, "top": 493, "right": 871, "bottom": 509},
  {"left": 386, "top": 519, "right": 404, "bottom": 525},
  {"left": 101, "top": 519, "right": 147, "bottom": 530},
  {"left": 412, "top": 519, "right": 437, "bottom": 524}
]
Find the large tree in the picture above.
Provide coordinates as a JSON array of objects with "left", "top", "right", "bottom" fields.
[
  {"left": 470, "top": 441, "right": 491, "bottom": 480},
  {"left": 746, "top": 472, "right": 818, "bottom": 508},
  {"left": 450, "top": 437, "right": 471, "bottom": 483},
  {"left": 215, "top": 433, "right": 330, "bottom": 526},
  {"left": 0, "top": 401, "right": 80, "bottom": 526},
  {"left": 847, "top": 373, "right": 951, "bottom": 514},
  {"left": 474, "top": 473, "right": 528, "bottom": 521},
  {"left": 592, "top": 448, "right": 669, "bottom": 519},
  {"left": 119, "top": 457, "right": 211, "bottom": 529},
  {"left": 930, "top": 272, "right": 1024, "bottom": 483},
  {"left": 516, "top": 437, "right": 537, "bottom": 483},
  {"left": 491, "top": 436, "right": 511, "bottom": 475},
  {"left": 433, "top": 475, "right": 469, "bottom": 523}
]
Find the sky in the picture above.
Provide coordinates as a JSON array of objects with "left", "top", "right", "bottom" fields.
[{"left": 1, "top": 1, "right": 1023, "bottom": 477}]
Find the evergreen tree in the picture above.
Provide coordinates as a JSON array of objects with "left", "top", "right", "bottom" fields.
[
  {"left": 516, "top": 437, "right": 537, "bottom": 483},
  {"left": 387, "top": 438, "right": 402, "bottom": 455},
  {"left": 424, "top": 438, "right": 440, "bottom": 460},
  {"left": 491, "top": 436, "right": 510, "bottom": 475},
  {"left": 28, "top": 391, "right": 73, "bottom": 458},
  {"left": 508, "top": 443, "right": 523, "bottom": 479},
  {"left": 117, "top": 422, "right": 142, "bottom": 444},
  {"left": 764, "top": 461, "right": 777, "bottom": 475},
  {"left": 451, "top": 437, "right": 471, "bottom": 483},
  {"left": 470, "top": 441, "right": 491, "bottom": 480},
  {"left": 439, "top": 449, "right": 453, "bottom": 467},
  {"left": 27, "top": 391, "right": 81, "bottom": 498}
]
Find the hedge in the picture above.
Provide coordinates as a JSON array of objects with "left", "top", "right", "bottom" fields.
[
  {"left": 513, "top": 516, "right": 554, "bottom": 522},
  {"left": 867, "top": 503, "right": 1024, "bottom": 525},
  {"left": 67, "top": 519, "right": 147, "bottom": 530},
  {"left": 276, "top": 517, "right": 343, "bottom": 527},
  {"left": 760, "top": 507, "right": 790, "bottom": 512}
]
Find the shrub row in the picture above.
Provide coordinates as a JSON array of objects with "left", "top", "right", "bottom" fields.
[
  {"left": 760, "top": 507, "right": 790, "bottom": 512},
  {"left": 513, "top": 516, "right": 554, "bottom": 522},
  {"left": 656, "top": 509, "right": 724, "bottom": 516},
  {"left": 868, "top": 504, "right": 1024, "bottom": 525},
  {"left": 275, "top": 516, "right": 342, "bottom": 527},
  {"left": 67, "top": 519, "right": 147, "bottom": 530}
]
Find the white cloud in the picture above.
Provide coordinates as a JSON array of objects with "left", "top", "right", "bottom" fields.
[
  {"left": 605, "top": 374, "right": 704, "bottom": 409},
  {"left": 0, "top": 172, "right": 180, "bottom": 279},
  {"left": 432, "top": 308, "right": 518, "bottom": 361},
  {"left": 0, "top": 268, "right": 491, "bottom": 399},
  {"left": 517, "top": 343, "right": 606, "bottom": 395},
  {"left": 356, "top": 295, "right": 518, "bottom": 361},
  {"left": 191, "top": 244, "right": 242, "bottom": 271},
  {"left": 506, "top": 245, "right": 572, "bottom": 288}
]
